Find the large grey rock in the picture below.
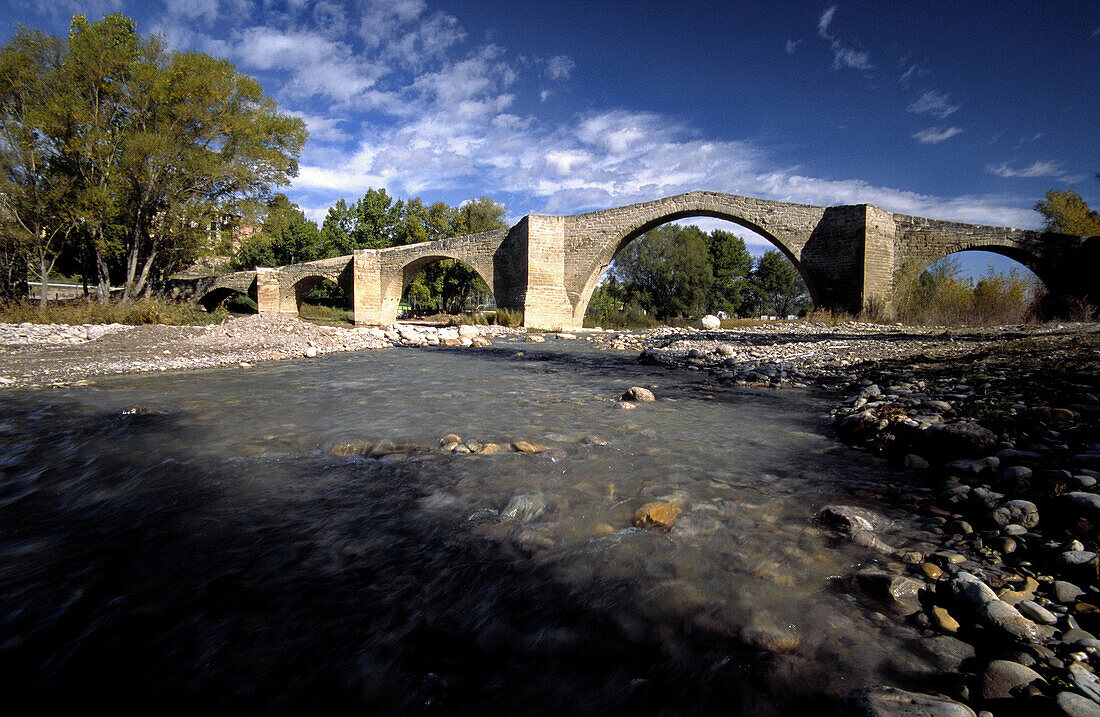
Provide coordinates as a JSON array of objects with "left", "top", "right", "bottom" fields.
[
  {"left": 1057, "top": 690, "right": 1100, "bottom": 717},
  {"left": 698, "top": 314, "right": 721, "bottom": 330},
  {"left": 845, "top": 686, "right": 977, "bottom": 716},
  {"left": 1066, "top": 492, "right": 1100, "bottom": 514},
  {"left": 953, "top": 572, "right": 999, "bottom": 606},
  {"left": 975, "top": 599, "right": 1043, "bottom": 642},
  {"left": 501, "top": 494, "right": 547, "bottom": 523},
  {"left": 620, "top": 386, "right": 655, "bottom": 402},
  {"left": 979, "top": 659, "right": 1043, "bottom": 700},
  {"left": 856, "top": 569, "right": 923, "bottom": 603},
  {"left": 990, "top": 499, "right": 1039, "bottom": 529}
]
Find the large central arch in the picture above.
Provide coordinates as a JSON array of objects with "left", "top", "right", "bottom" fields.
[
  {"left": 559, "top": 193, "right": 838, "bottom": 327},
  {"left": 568, "top": 207, "right": 821, "bottom": 326}
]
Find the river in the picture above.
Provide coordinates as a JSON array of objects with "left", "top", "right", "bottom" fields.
[{"left": 0, "top": 337, "right": 955, "bottom": 713}]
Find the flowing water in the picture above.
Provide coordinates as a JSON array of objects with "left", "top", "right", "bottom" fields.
[{"left": 0, "top": 338, "right": 949, "bottom": 714}]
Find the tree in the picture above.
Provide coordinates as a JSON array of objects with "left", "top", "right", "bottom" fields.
[
  {"left": 613, "top": 224, "right": 713, "bottom": 319},
  {"left": 320, "top": 199, "right": 355, "bottom": 256},
  {"left": 231, "top": 195, "right": 320, "bottom": 269},
  {"left": 1035, "top": 187, "right": 1100, "bottom": 235},
  {"left": 0, "top": 14, "right": 307, "bottom": 303},
  {"left": 350, "top": 188, "right": 402, "bottom": 249},
  {"left": 746, "top": 250, "right": 810, "bottom": 317},
  {"left": 458, "top": 196, "right": 508, "bottom": 234},
  {"left": 706, "top": 229, "right": 753, "bottom": 315},
  {"left": 0, "top": 26, "right": 74, "bottom": 307}
]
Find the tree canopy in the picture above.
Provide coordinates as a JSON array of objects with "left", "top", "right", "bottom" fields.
[
  {"left": 1035, "top": 185, "right": 1100, "bottom": 236},
  {"left": 0, "top": 14, "right": 307, "bottom": 302}
]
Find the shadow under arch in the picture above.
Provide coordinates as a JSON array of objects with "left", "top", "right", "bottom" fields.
[
  {"left": 289, "top": 263, "right": 356, "bottom": 315},
  {"left": 570, "top": 208, "right": 818, "bottom": 326},
  {"left": 381, "top": 253, "right": 496, "bottom": 315},
  {"left": 197, "top": 286, "right": 257, "bottom": 313}
]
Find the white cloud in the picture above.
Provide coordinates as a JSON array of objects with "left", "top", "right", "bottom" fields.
[
  {"left": 814, "top": 4, "right": 871, "bottom": 71},
  {"left": 913, "top": 126, "right": 963, "bottom": 144},
  {"left": 908, "top": 90, "right": 959, "bottom": 119},
  {"left": 289, "top": 111, "right": 350, "bottom": 143},
  {"left": 831, "top": 46, "right": 870, "bottom": 70},
  {"left": 987, "top": 160, "right": 1072, "bottom": 179},
  {"left": 546, "top": 55, "right": 575, "bottom": 80},
  {"left": 785, "top": 38, "right": 802, "bottom": 53},
  {"left": 818, "top": 6, "right": 836, "bottom": 37}
]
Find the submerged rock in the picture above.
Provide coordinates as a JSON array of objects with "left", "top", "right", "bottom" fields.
[
  {"left": 502, "top": 494, "right": 548, "bottom": 523},
  {"left": 632, "top": 501, "right": 678, "bottom": 530},
  {"left": 620, "top": 386, "right": 655, "bottom": 402}
]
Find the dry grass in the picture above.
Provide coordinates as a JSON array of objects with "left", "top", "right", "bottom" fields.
[{"left": 0, "top": 298, "right": 227, "bottom": 326}]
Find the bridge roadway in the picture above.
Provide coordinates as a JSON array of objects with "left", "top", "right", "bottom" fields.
[{"left": 169, "top": 191, "right": 1099, "bottom": 330}]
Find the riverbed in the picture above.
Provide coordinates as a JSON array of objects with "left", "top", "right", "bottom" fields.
[{"left": 0, "top": 337, "right": 962, "bottom": 713}]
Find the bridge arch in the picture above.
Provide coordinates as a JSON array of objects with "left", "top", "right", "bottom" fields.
[
  {"left": 192, "top": 271, "right": 258, "bottom": 312},
  {"left": 899, "top": 243, "right": 1051, "bottom": 292},
  {"left": 569, "top": 207, "right": 818, "bottom": 326},
  {"left": 380, "top": 253, "right": 496, "bottom": 317},
  {"left": 290, "top": 273, "right": 353, "bottom": 314}
]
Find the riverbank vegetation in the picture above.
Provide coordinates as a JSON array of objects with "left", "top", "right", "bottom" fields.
[{"left": 0, "top": 297, "right": 227, "bottom": 326}]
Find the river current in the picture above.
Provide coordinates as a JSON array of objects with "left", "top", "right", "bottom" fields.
[{"left": 0, "top": 337, "right": 950, "bottom": 713}]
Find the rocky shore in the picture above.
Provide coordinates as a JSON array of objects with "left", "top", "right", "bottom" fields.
[
  {"left": 611, "top": 320, "right": 1100, "bottom": 716},
  {"left": 3, "top": 313, "right": 1099, "bottom": 714}
]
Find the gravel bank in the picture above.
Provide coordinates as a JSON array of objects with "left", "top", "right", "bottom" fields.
[{"left": 0, "top": 314, "right": 518, "bottom": 390}]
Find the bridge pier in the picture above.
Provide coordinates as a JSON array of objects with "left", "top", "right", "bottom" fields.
[
  {"left": 255, "top": 268, "right": 294, "bottom": 315},
  {"left": 521, "top": 216, "right": 577, "bottom": 330}
]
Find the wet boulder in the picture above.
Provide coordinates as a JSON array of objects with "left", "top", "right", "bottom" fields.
[
  {"left": 844, "top": 686, "right": 977, "bottom": 717},
  {"left": 815, "top": 505, "right": 890, "bottom": 534},
  {"left": 632, "top": 501, "right": 678, "bottom": 530},
  {"left": 502, "top": 494, "right": 548, "bottom": 523},
  {"left": 914, "top": 421, "right": 998, "bottom": 460}
]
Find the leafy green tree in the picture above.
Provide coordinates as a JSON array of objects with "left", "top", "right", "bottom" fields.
[
  {"left": 1035, "top": 187, "right": 1100, "bottom": 235},
  {"left": 231, "top": 195, "right": 320, "bottom": 269},
  {"left": 0, "top": 14, "right": 308, "bottom": 302},
  {"left": 706, "top": 229, "right": 753, "bottom": 315},
  {"left": 746, "top": 250, "right": 810, "bottom": 317},
  {"left": 458, "top": 196, "right": 508, "bottom": 234},
  {"left": 320, "top": 199, "right": 355, "bottom": 256},
  {"left": 350, "top": 188, "right": 402, "bottom": 249},
  {"left": 0, "top": 26, "right": 74, "bottom": 307},
  {"left": 613, "top": 224, "right": 714, "bottom": 319}
]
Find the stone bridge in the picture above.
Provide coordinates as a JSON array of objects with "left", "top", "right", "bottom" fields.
[{"left": 169, "top": 191, "right": 1099, "bottom": 329}]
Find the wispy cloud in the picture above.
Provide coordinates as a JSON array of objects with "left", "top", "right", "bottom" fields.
[
  {"left": 908, "top": 90, "right": 959, "bottom": 119},
  {"left": 987, "top": 160, "right": 1081, "bottom": 181},
  {"left": 913, "top": 126, "right": 963, "bottom": 144},
  {"left": 816, "top": 5, "right": 871, "bottom": 70},
  {"left": 545, "top": 55, "right": 575, "bottom": 80},
  {"left": 785, "top": 38, "right": 802, "bottom": 53}
]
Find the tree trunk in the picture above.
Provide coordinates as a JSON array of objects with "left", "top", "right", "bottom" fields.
[
  {"left": 130, "top": 239, "right": 158, "bottom": 300},
  {"left": 94, "top": 231, "right": 111, "bottom": 304}
]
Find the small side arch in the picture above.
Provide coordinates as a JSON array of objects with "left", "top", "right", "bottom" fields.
[{"left": 380, "top": 253, "right": 496, "bottom": 316}]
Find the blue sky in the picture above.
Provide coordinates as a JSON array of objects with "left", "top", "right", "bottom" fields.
[{"left": 3, "top": 0, "right": 1098, "bottom": 275}]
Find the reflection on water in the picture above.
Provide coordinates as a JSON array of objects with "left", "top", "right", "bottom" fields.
[{"left": 0, "top": 339, "right": 942, "bottom": 712}]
